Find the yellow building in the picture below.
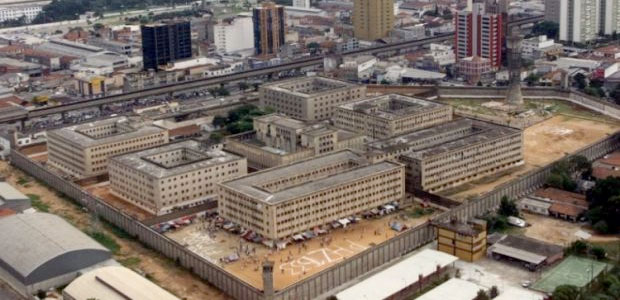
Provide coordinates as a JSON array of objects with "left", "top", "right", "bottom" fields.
[
  {"left": 435, "top": 219, "right": 487, "bottom": 262},
  {"left": 353, "top": 0, "right": 395, "bottom": 41}
]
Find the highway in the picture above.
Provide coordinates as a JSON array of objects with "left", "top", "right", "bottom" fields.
[{"left": 0, "top": 15, "right": 544, "bottom": 123}]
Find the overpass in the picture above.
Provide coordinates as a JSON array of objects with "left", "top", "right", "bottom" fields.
[{"left": 0, "top": 15, "right": 544, "bottom": 124}]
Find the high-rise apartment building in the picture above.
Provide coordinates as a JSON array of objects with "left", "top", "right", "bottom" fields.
[
  {"left": 353, "top": 0, "right": 395, "bottom": 41},
  {"left": 559, "top": 0, "right": 600, "bottom": 42},
  {"left": 141, "top": 21, "right": 192, "bottom": 71},
  {"left": 454, "top": 2, "right": 503, "bottom": 69},
  {"left": 252, "top": 2, "right": 285, "bottom": 57},
  {"left": 213, "top": 16, "right": 254, "bottom": 54},
  {"left": 545, "top": 0, "right": 562, "bottom": 23},
  {"left": 600, "top": 0, "right": 620, "bottom": 35}
]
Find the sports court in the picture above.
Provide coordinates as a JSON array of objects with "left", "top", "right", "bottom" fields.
[{"left": 532, "top": 256, "right": 611, "bottom": 293}]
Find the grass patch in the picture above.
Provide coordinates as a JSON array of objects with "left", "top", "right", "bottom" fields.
[
  {"left": 17, "top": 176, "right": 30, "bottom": 185},
  {"left": 88, "top": 231, "right": 120, "bottom": 255},
  {"left": 590, "top": 241, "right": 620, "bottom": 262},
  {"left": 27, "top": 194, "right": 49, "bottom": 212},
  {"left": 408, "top": 207, "right": 435, "bottom": 218},
  {"left": 119, "top": 257, "right": 142, "bottom": 268}
]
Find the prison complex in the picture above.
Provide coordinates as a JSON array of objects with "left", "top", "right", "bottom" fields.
[
  {"left": 108, "top": 140, "right": 246, "bottom": 215},
  {"left": 333, "top": 94, "right": 453, "bottom": 139},
  {"left": 259, "top": 76, "right": 366, "bottom": 121},
  {"left": 218, "top": 150, "right": 405, "bottom": 240},
  {"left": 47, "top": 117, "right": 169, "bottom": 178},
  {"left": 225, "top": 113, "right": 366, "bottom": 169}
]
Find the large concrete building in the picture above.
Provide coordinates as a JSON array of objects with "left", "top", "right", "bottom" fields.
[
  {"left": 141, "top": 21, "right": 192, "bottom": 71},
  {"left": 333, "top": 94, "right": 453, "bottom": 139},
  {"left": 47, "top": 117, "right": 169, "bottom": 179},
  {"left": 259, "top": 76, "right": 366, "bottom": 121},
  {"left": 365, "top": 119, "right": 523, "bottom": 192},
  {"left": 109, "top": 140, "right": 246, "bottom": 216},
  {"left": 63, "top": 266, "right": 179, "bottom": 300},
  {"left": 353, "top": 0, "right": 395, "bottom": 41},
  {"left": 0, "top": 213, "right": 114, "bottom": 298},
  {"left": 225, "top": 113, "right": 366, "bottom": 169},
  {"left": 435, "top": 219, "right": 487, "bottom": 262},
  {"left": 218, "top": 150, "right": 405, "bottom": 240}
]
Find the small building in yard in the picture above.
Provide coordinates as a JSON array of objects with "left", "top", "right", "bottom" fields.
[
  {"left": 534, "top": 188, "right": 588, "bottom": 222},
  {"left": 415, "top": 278, "right": 485, "bottom": 300},
  {"left": 334, "top": 249, "right": 458, "bottom": 300},
  {"left": 517, "top": 196, "right": 552, "bottom": 216},
  {"left": 488, "top": 234, "right": 564, "bottom": 271},
  {"left": 63, "top": 266, "right": 179, "bottom": 300},
  {"left": 434, "top": 219, "right": 487, "bottom": 262},
  {"left": 0, "top": 182, "right": 30, "bottom": 213},
  {"left": 0, "top": 213, "right": 115, "bottom": 298}
]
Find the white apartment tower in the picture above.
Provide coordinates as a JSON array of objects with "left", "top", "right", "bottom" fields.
[
  {"left": 293, "top": 0, "right": 311, "bottom": 8},
  {"left": 559, "top": 0, "right": 600, "bottom": 42},
  {"left": 213, "top": 16, "right": 255, "bottom": 54},
  {"left": 600, "top": 0, "right": 620, "bottom": 35}
]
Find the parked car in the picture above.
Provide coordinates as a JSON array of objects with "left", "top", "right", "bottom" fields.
[{"left": 508, "top": 216, "right": 527, "bottom": 228}]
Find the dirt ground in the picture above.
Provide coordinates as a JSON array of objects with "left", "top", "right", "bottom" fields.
[
  {"left": 441, "top": 115, "right": 620, "bottom": 201},
  {"left": 523, "top": 115, "right": 620, "bottom": 167},
  {"left": 166, "top": 209, "right": 435, "bottom": 290},
  {"left": 0, "top": 161, "right": 230, "bottom": 300},
  {"left": 521, "top": 213, "right": 619, "bottom": 246}
]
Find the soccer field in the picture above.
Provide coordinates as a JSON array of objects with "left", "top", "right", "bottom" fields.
[{"left": 532, "top": 256, "right": 611, "bottom": 293}]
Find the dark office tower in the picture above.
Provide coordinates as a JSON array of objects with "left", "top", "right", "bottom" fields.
[
  {"left": 141, "top": 21, "right": 192, "bottom": 71},
  {"left": 252, "top": 2, "right": 285, "bottom": 57}
]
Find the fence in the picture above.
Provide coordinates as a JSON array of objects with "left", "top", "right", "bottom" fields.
[{"left": 9, "top": 151, "right": 264, "bottom": 300}]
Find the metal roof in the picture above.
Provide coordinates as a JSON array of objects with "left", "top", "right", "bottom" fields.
[
  {"left": 63, "top": 266, "right": 180, "bottom": 300},
  {"left": 411, "top": 278, "right": 483, "bottom": 300},
  {"left": 490, "top": 244, "right": 547, "bottom": 265},
  {"left": 0, "top": 213, "right": 111, "bottom": 284},
  {"left": 336, "top": 249, "right": 458, "bottom": 300},
  {"left": 0, "top": 182, "right": 28, "bottom": 201}
]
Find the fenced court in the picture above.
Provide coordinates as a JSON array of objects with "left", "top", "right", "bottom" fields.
[{"left": 532, "top": 256, "right": 611, "bottom": 293}]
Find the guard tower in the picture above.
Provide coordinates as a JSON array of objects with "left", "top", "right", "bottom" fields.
[
  {"left": 506, "top": 27, "right": 524, "bottom": 106},
  {"left": 262, "top": 260, "right": 275, "bottom": 300}
]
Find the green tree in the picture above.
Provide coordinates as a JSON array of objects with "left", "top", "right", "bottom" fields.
[
  {"left": 473, "top": 289, "right": 490, "bottom": 300},
  {"left": 610, "top": 85, "right": 620, "bottom": 105},
  {"left": 489, "top": 286, "right": 499, "bottom": 298},
  {"left": 212, "top": 116, "right": 227, "bottom": 128},
  {"left": 498, "top": 196, "right": 519, "bottom": 217},
  {"left": 209, "top": 132, "right": 223, "bottom": 143},
  {"left": 532, "top": 21, "right": 559, "bottom": 39},
  {"left": 590, "top": 246, "right": 607, "bottom": 260},
  {"left": 574, "top": 73, "right": 587, "bottom": 90},
  {"left": 586, "top": 177, "right": 620, "bottom": 233},
  {"left": 552, "top": 285, "right": 581, "bottom": 300},
  {"left": 93, "top": 23, "right": 105, "bottom": 31}
]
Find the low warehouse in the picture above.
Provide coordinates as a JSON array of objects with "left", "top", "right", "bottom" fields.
[
  {"left": 63, "top": 266, "right": 179, "bottom": 300},
  {"left": 488, "top": 234, "right": 564, "bottom": 270},
  {"left": 0, "top": 213, "right": 115, "bottom": 298},
  {"left": 335, "top": 249, "right": 458, "bottom": 300}
]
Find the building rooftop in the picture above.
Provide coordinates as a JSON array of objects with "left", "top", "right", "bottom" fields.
[
  {"left": 220, "top": 150, "right": 399, "bottom": 204},
  {"left": 416, "top": 278, "right": 484, "bottom": 300},
  {"left": 367, "top": 119, "right": 473, "bottom": 153},
  {"left": 48, "top": 117, "right": 166, "bottom": 148},
  {"left": 496, "top": 234, "right": 564, "bottom": 259},
  {"left": 110, "top": 140, "right": 243, "bottom": 179},
  {"left": 402, "top": 120, "right": 520, "bottom": 160},
  {"left": 0, "top": 182, "right": 28, "bottom": 204},
  {"left": 336, "top": 249, "right": 458, "bottom": 300},
  {"left": 434, "top": 220, "right": 483, "bottom": 236},
  {"left": 63, "top": 266, "right": 179, "bottom": 300},
  {"left": 261, "top": 76, "right": 358, "bottom": 97},
  {"left": 0, "top": 212, "right": 110, "bottom": 284},
  {"left": 338, "top": 94, "right": 445, "bottom": 120}
]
